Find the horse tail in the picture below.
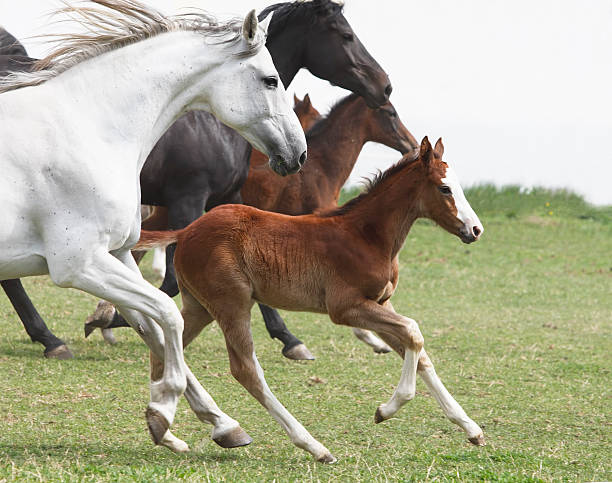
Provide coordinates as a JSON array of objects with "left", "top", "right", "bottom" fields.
[{"left": 134, "top": 230, "right": 179, "bottom": 250}]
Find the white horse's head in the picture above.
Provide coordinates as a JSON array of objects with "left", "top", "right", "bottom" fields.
[{"left": 202, "top": 11, "right": 307, "bottom": 176}]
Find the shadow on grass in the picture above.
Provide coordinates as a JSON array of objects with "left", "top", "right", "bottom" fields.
[{"left": 0, "top": 441, "right": 243, "bottom": 465}]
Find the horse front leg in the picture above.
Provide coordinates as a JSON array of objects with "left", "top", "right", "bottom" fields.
[
  {"left": 258, "top": 304, "right": 314, "bottom": 360},
  {"left": 351, "top": 328, "right": 392, "bottom": 354},
  {"left": 1, "top": 279, "right": 73, "bottom": 359},
  {"left": 329, "top": 297, "right": 484, "bottom": 444},
  {"left": 47, "top": 247, "right": 188, "bottom": 448},
  {"left": 160, "top": 196, "right": 207, "bottom": 297}
]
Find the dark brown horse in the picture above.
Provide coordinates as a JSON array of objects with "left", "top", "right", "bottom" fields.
[
  {"left": 242, "top": 93, "right": 419, "bottom": 353},
  {"left": 136, "top": 137, "right": 485, "bottom": 462}
]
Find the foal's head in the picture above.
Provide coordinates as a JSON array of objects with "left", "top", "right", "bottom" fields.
[
  {"left": 365, "top": 101, "right": 419, "bottom": 157},
  {"left": 293, "top": 94, "right": 321, "bottom": 131},
  {"left": 416, "top": 137, "right": 483, "bottom": 244}
]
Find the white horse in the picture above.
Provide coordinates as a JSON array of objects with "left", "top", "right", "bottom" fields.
[{"left": 0, "top": 0, "right": 306, "bottom": 452}]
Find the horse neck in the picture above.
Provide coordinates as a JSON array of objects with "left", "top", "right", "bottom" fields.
[
  {"left": 48, "top": 31, "right": 222, "bottom": 169},
  {"left": 265, "top": 25, "right": 305, "bottom": 86},
  {"left": 341, "top": 162, "right": 425, "bottom": 259},
  {"left": 306, "top": 97, "right": 373, "bottom": 201}
]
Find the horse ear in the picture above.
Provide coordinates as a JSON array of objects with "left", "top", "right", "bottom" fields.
[
  {"left": 242, "top": 9, "right": 259, "bottom": 43},
  {"left": 303, "top": 93, "right": 311, "bottom": 106},
  {"left": 294, "top": 94, "right": 300, "bottom": 105},
  {"left": 419, "top": 136, "right": 434, "bottom": 169},
  {"left": 258, "top": 11, "right": 273, "bottom": 36},
  {"left": 434, "top": 137, "right": 444, "bottom": 158}
]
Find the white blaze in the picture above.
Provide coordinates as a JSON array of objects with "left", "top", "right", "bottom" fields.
[{"left": 442, "top": 165, "right": 484, "bottom": 237}]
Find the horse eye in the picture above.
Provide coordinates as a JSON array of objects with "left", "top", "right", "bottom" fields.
[
  {"left": 342, "top": 33, "right": 354, "bottom": 41},
  {"left": 263, "top": 76, "right": 278, "bottom": 88},
  {"left": 438, "top": 185, "right": 452, "bottom": 195}
]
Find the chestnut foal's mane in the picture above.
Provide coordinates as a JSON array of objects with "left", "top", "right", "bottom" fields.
[{"left": 320, "top": 148, "right": 448, "bottom": 218}]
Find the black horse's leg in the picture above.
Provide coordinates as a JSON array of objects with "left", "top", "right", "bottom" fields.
[
  {"left": 258, "top": 304, "right": 315, "bottom": 361},
  {"left": 1, "top": 279, "right": 73, "bottom": 359},
  {"left": 159, "top": 196, "right": 207, "bottom": 297}
]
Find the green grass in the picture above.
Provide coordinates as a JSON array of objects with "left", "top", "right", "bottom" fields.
[{"left": 0, "top": 186, "right": 610, "bottom": 481}]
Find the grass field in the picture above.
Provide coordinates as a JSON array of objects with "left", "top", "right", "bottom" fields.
[{"left": 0, "top": 186, "right": 610, "bottom": 482}]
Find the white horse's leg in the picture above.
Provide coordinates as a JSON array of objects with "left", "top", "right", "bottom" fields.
[
  {"left": 417, "top": 349, "right": 484, "bottom": 444},
  {"left": 151, "top": 247, "right": 166, "bottom": 279},
  {"left": 47, "top": 248, "right": 186, "bottom": 444},
  {"left": 114, "top": 250, "right": 248, "bottom": 450},
  {"left": 352, "top": 328, "right": 392, "bottom": 353}
]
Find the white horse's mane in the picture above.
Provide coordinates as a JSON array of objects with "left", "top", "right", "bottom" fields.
[{"left": 0, "top": 0, "right": 264, "bottom": 93}]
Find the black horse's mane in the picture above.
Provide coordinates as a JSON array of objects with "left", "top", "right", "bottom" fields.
[
  {"left": 305, "top": 93, "right": 358, "bottom": 141},
  {"left": 319, "top": 155, "right": 420, "bottom": 218},
  {"left": 259, "top": 0, "right": 344, "bottom": 36}
]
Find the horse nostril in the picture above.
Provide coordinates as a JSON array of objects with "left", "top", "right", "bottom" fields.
[
  {"left": 299, "top": 150, "right": 307, "bottom": 166},
  {"left": 384, "top": 84, "right": 393, "bottom": 98},
  {"left": 473, "top": 226, "right": 482, "bottom": 238}
]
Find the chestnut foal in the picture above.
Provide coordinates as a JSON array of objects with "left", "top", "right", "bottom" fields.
[{"left": 136, "top": 137, "right": 485, "bottom": 462}]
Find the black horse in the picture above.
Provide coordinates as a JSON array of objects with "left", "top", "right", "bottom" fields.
[
  {"left": 0, "top": 30, "right": 73, "bottom": 359},
  {"left": 5, "top": 0, "right": 392, "bottom": 359}
]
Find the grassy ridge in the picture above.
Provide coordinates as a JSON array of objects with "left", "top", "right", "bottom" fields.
[{"left": 0, "top": 186, "right": 610, "bottom": 481}]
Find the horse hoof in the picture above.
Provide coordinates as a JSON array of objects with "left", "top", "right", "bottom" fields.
[
  {"left": 373, "top": 345, "right": 392, "bottom": 354},
  {"left": 145, "top": 407, "right": 170, "bottom": 446},
  {"left": 468, "top": 434, "right": 486, "bottom": 446},
  {"left": 212, "top": 426, "right": 253, "bottom": 448},
  {"left": 283, "top": 343, "right": 315, "bottom": 361},
  {"left": 44, "top": 344, "right": 74, "bottom": 360},
  {"left": 101, "top": 328, "right": 117, "bottom": 345},
  {"left": 374, "top": 406, "right": 387, "bottom": 424},
  {"left": 317, "top": 452, "right": 337, "bottom": 464},
  {"left": 160, "top": 429, "right": 190, "bottom": 453},
  {"left": 84, "top": 301, "right": 116, "bottom": 337}
]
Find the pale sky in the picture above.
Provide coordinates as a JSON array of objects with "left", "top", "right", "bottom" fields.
[{"left": 2, "top": 0, "right": 611, "bottom": 204}]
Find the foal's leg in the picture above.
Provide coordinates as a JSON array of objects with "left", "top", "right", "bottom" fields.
[
  {"left": 258, "top": 304, "right": 314, "bottom": 360},
  {"left": 336, "top": 299, "right": 484, "bottom": 444},
  {"left": 330, "top": 299, "right": 423, "bottom": 422},
  {"left": 351, "top": 328, "right": 392, "bottom": 354},
  {"left": 149, "top": 284, "right": 252, "bottom": 449},
  {"left": 1, "top": 279, "right": 73, "bottom": 359},
  {"left": 417, "top": 349, "right": 484, "bottom": 444},
  {"left": 217, "top": 311, "right": 335, "bottom": 463},
  {"left": 47, "top": 248, "right": 187, "bottom": 445}
]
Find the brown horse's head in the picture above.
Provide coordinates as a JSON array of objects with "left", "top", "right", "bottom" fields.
[
  {"left": 417, "top": 137, "right": 483, "bottom": 244},
  {"left": 365, "top": 100, "right": 419, "bottom": 157},
  {"left": 293, "top": 94, "right": 321, "bottom": 131}
]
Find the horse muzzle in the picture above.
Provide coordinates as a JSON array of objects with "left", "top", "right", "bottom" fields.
[{"left": 269, "top": 151, "right": 307, "bottom": 177}]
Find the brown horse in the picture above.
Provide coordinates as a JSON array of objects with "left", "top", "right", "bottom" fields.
[
  {"left": 242, "top": 93, "right": 418, "bottom": 215},
  {"left": 242, "top": 93, "right": 419, "bottom": 354},
  {"left": 136, "top": 137, "right": 485, "bottom": 462},
  {"left": 292, "top": 93, "right": 321, "bottom": 131}
]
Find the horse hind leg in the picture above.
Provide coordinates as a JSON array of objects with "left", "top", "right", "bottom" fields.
[
  {"left": 1, "top": 279, "right": 73, "bottom": 359},
  {"left": 149, "top": 283, "right": 252, "bottom": 449},
  {"left": 217, "top": 310, "right": 335, "bottom": 463}
]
